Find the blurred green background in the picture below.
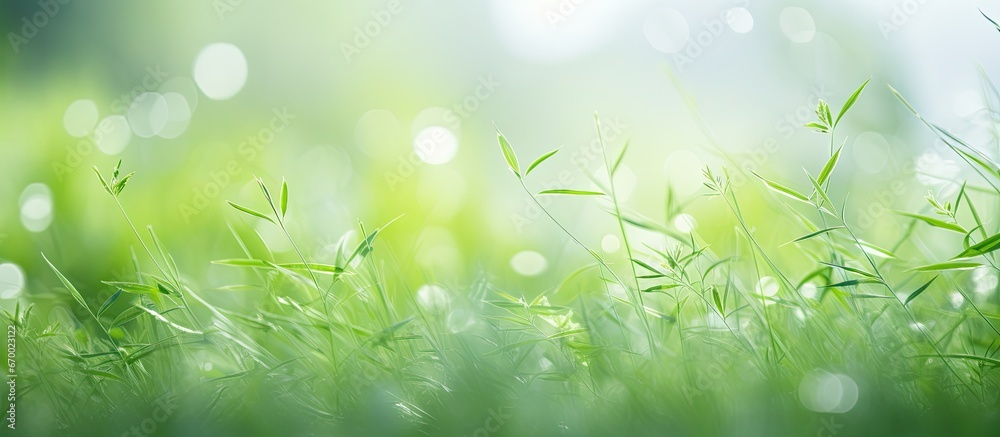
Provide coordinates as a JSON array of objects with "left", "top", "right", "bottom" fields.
[{"left": 2, "top": 0, "right": 999, "bottom": 313}]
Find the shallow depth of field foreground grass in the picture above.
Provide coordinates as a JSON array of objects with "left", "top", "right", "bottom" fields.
[
  {"left": 6, "top": 72, "right": 1000, "bottom": 436},
  {"left": 7, "top": 8, "right": 1000, "bottom": 437}
]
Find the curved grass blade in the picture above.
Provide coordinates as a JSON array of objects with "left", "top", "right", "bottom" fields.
[
  {"left": 227, "top": 201, "right": 275, "bottom": 224},
  {"left": 496, "top": 128, "right": 520, "bottom": 178},
  {"left": 904, "top": 275, "right": 938, "bottom": 305},
  {"left": 817, "top": 144, "right": 843, "bottom": 186},
  {"left": 790, "top": 227, "right": 844, "bottom": 244},
  {"left": 42, "top": 253, "right": 89, "bottom": 312},
  {"left": 819, "top": 261, "right": 878, "bottom": 279},
  {"left": 953, "top": 231, "right": 1000, "bottom": 259},
  {"left": 910, "top": 261, "right": 982, "bottom": 272},
  {"left": 751, "top": 172, "right": 809, "bottom": 203},
  {"left": 101, "top": 281, "right": 164, "bottom": 295},
  {"left": 525, "top": 149, "right": 559, "bottom": 176},
  {"left": 538, "top": 189, "right": 605, "bottom": 196},
  {"left": 835, "top": 78, "right": 871, "bottom": 127},
  {"left": 894, "top": 211, "right": 967, "bottom": 234},
  {"left": 280, "top": 179, "right": 289, "bottom": 217},
  {"left": 97, "top": 289, "right": 123, "bottom": 317}
]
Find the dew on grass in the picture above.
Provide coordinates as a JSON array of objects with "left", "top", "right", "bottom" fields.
[
  {"left": 511, "top": 250, "right": 548, "bottom": 276},
  {"left": 193, "top": 43, "right": 248, "bottom": 100},
  {"left": 20, "top": 183, "right": 53, "bottom": 233},
  {"left": 63, "top": 99, "right": 98, "bottom": 137},
  {"left": 0, "top": 263, "right": 25, "bottom": 299}
]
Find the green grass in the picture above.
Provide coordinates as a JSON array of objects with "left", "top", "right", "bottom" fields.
[{"left": 7, "top": 67, "right": 1000, "bottom": 437}]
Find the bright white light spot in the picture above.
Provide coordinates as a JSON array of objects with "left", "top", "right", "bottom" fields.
[
  {"left": 726, "top": 8, "right": 754, "bottom": 33},
  {"left": 20, "top": 183, "right": 53, "bottom": 233},
  {"left": 158, "top": 76, "right": 200, "bottom": 112},
  {"left": 780, "top": 7, "right": 816, "bottom": 43},
  {"left": 416, "top": 284, "right": 450, "bottom": 313},
  {"left": 488, "top": 0, "right": 629, "bottom": 62},
  {"left": 127, "top": 92, "right": 169, "bottom": 138},
  {"left": 973, "top": 267, "right": 998, "bottom": 295},
  {"left": 664, "top": 150, "right": 704, "bottom": 196},
  {"left": 794, "top": 308, "right": 807, "bottom": 322},
  {"left": 915, "top": 151, "right": 961, "bottom": 187},
  {"left": 511, "top": 250, "right": 548, "bottom": 276},
  {"left": 202, "top": 362, "right": 214, "bottom": 372},
  {"left": 949, "top": 292, "right": 964, "bottom": 309},
  {"left": 193, "top": 43, "right": 248, "bottom": 100},
  {"left": 157, "top": 92, "right": 192, "bottom": 139},
  {"left": 755, "top": 276, "right": 779, "bottom": 297},
  {"left": 673, "top": 214, "right": 697, "bottom": 233},
  {"left": 94, "top": 115, "right": 132, "bottom": 155},
  {"left": 63, "top": 99, "right": 98, "bottom": 137},
  {"left": 601, "top": 234, "right": 621, "bottom": 253},
  {"left": 413, "top": 126, "right": 458, "bottom": 165},
  {"left": 801, "top": 282, "right": 819, "bottom": 300},
  {"left": 799, "top": 370, "right": 859, "bottom": 413},
  {"left": 852, "top": 132, "right": 889, "bottom": 174},
  {"left": 446, "top": 307, "right": 476, "bottom": 333},
  {"left": 0, "top": 263, "right": 25, "bottom": 299},
  {"left": 643, "top": 8, "right": 689, "bottom": 53}
]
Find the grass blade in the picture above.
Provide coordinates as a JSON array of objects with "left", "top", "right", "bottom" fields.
[
  {"left": 525, "top": 149, "right": 559, "bottom": 176},
  {"left": 280, "top": 179, "right": 289, "bottom": 217},
  {"left": 227, "top": 201, "right": 275, "bottom": 224},
  {"left": 894, "top": 211, "right": 967, "bottom": 234},
  {"left": 538, "top": 189, "right": 605, "bottom": 196},
  {"left": 97, "top": 289, "right": 123, "bottom": 317},
  {"left": 817, "top": 144, "right": 843, "bottom": 186},
  {"left": 496, "top": 128, "right": 520, "bottom": 178},
  {"left": 835, "top": 78, "right": 871, "bottom": 127},
  {"left": 910, "top": 261, "right": 982, "bottom": 272},
  {"left": 751, "top": 172, "right": 810, "bottom": 203},
  {"left": 954, "top": 232, "right": 1000, "bottom": 259},
  {"left": 42, "top": 254, "right": 89, "bottom": 312},
  {"left": 904, "top": 275, "right": 938, "bottom": 305}
]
